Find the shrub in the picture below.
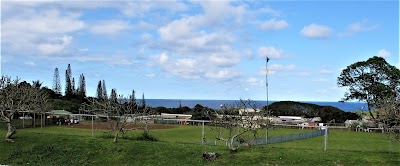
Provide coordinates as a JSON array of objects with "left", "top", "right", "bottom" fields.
[{"left": 136, "top": 131, "right": 158, "bottom": 142}]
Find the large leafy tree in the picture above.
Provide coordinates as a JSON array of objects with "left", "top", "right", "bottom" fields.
[{"left": 337, "top": 56, "right": 400, "bottom": 119}]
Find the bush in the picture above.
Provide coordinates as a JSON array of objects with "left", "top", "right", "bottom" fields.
[
  {"left": 98, "top": 132, "right": 114, "bottom": 139},
  {"left": 136, "top": 131, "right": 158, "bottom": 142},
  {"left": 97, "top": 131, "right": 158, "bottom": 142}
]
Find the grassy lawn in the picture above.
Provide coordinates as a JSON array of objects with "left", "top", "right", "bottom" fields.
[{"left": 0, "top": 125, "right": 399, "bottom": 165}]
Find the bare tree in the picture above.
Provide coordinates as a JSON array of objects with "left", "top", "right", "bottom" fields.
[
  {"left": 82, "top": 93, "right": 135, "bottom": 143},
  {"left": 207, "top": 99, "right": 269, "bottom": 152},
  {"left": 0, "top": 76, "right": 52, "bottom": 142},
  {"left": 374, "top": 95, "right": 400, "bottom": 141}
]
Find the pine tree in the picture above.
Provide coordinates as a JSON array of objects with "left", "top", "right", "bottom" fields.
[
  {"left": 141, "top": 93, "right": 146, "bottom": 109},
  {"left": 102, "top": 80, "right": 108, "bottom": 100},
  {"left": 96, "top": 80, "right": 103, "bottom": 100},
  {"left": 79, "top": 74, "right": 86, "bottom": 98},
  {"left": 52, "top": 67, "right": 62, "bottom": 95},
  {"left": 130, "top": 89, "right": 136, "bottom": 104},
  {"left": 97, "top": 80, "right": 104, "bottom": 100},
  {"left": 65, "top": 64, "right": 73, "bottom": 97},
  {"left": 72, "top": 77, "right": 75, "bottom": 95},
  {"left": 130, "top": 89, "right": 137, "bottom": 110},
  {"left": 110, "top": 88, "right": 117, "bottom": 103}
]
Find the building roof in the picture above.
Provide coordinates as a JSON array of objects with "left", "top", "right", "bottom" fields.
[
  {"left": 160, "top": 113, "right": 192, "bottom": 119},
  {"left": 48, "top": 110, "right": 72, "bottom": 115},
  {"left": 278, "top": 116, "right": 303, "bottom": 120}
]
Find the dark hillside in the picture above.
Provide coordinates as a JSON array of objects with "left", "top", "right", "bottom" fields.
[{"left": 264, "top": 101, "right": 359, "bottom": 123}]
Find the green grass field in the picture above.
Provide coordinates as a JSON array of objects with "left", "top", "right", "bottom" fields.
[{"left": 1, "top": 124, "right": 399, "bottom": 165}]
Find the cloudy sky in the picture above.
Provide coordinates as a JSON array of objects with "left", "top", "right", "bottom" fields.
[{"left": 1, "top": 0, "right": 399, "bottom": 101}]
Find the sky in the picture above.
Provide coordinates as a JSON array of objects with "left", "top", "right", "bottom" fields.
[{"left": 1, "top": 0, "right": 399, "bottom": 102}]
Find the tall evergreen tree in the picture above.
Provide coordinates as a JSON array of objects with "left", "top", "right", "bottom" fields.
[
  {"left": 65, "top": 64, "right": 73, "bottom": 97},
  {"left": 72, "top": 77, "right": 75, "bottom": 95},
  {"left": 130, "top": 89, "right": 136, "bottom": 104},
  {"left": 53, "top": 67, "right": 62, "bottom": 95},
  {"left": 102, "top": 80, "right": 108, "bottom": 100},
  {"left": 141, "top": 93, "right": 146, "bottom": 109},
  {"left": 110, "top": 88, "right": 117, "bottom": 103},
  {"left": 96, "top": 80, "right": 103, "bottom": 100},
  {"left": 78, "top": 74, "right": 86, "bottom": 98}
]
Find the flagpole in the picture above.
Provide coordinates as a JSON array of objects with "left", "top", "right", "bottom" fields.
[
  {"left": 265, "top": 56, "right": 269, "bottom": 145},
  {"left": 266, "top": 56, "right": 269, "bottom": 114}
]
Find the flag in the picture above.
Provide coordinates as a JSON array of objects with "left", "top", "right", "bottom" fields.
[{"left": 267, "top": 57, "right": 270, "bottom": 62}]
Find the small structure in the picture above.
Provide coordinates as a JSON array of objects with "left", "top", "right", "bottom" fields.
[
  {"left": 160, "top": 113, "right": 192, "bottom": 120},
  {"left": 160, "top": 113, "right": 192, "bottom": 125},
  {"left": 277, "top": 116, "right": 305, "bottom": 125},
  {"left": 238, "top": 108, "right": 261, "bottom": 115},
  {"left": 47, "top": 110, "right": 73, "bottom": 125},
  {"left": 344, "top": 120, "right": 360, "bottom": 128}
]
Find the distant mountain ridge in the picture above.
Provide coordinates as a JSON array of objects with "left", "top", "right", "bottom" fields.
[{"left": 266, "top": 101, "right": 359, "bottom": 123}]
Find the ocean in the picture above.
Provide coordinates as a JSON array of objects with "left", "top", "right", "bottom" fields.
[{"left": 145, "top": 99, "right": 368, "bottom": 112}]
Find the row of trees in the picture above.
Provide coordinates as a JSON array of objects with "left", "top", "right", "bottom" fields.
[{"left": 52, "top": 64, "right": 86, "bottom": 100}]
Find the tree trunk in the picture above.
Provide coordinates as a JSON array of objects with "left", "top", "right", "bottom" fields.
[
  {"left": 5, "top": 120, "right": 16, "bottom": 141},
  {"left": 113, "top": 131, "right": 119, "bottom": 143}
]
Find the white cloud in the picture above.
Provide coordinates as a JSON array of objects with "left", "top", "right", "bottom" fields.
[
  {"left": 377, "top": 49, "right": 391, "bottom": 57},
  {"left": 319, "top": 69, "right": 334, "bottom": 75},
  {"left": 24, "top": 61, "right": 36, "bottom": 66},
  {"left": 158, "top": 17, "right": 197, "bottom": 41},
  {"left": 197, "top": 1, "right": 246, "bottom": 24},
  {"left": 259, "top": 19, "right": 288, "bottom": 30},
  {"left": 315, "top": 89, "right": 328, "bottom": 94},
  {"left": 300, "top": 24, "right": 332, "bottom": 39},
  {"left": 260, "top": 64, "right": 295, "bottom": 75},
  {"left": 298, "top": 72, "right": 310, "bottom": 77},
  {"left": 89, "top": 20, "right": 131, "bottom": 36},
  {"left": 246, "top": 77, "right": 263, "bottom": 86},
  {"left": 158, "top": 52, "right": 169, "bottom": 64},
  {"left": 1, "top": 9, "right": 84, "bottom": 56},
  {"left": 339, "top": 20, "right": 378, "bottom": 37},
  {"left": 122, "top": 0, "right": 188, "bottom": 17},
  {"left": 205, "top": 68, "right": 240, "bottom": 80},
  {"left": 208, "top": 55, "right": 240, "bottom": 67},
  {"left": 348, "top": 19, "right": 378, "bottom": 33},
  {"left": 269, "top": 64, "right": 296, "bottom": 71},
  {"left": 69, "top": 54, "right": 137, "bottom": 66},
  {"left": 258, "top": 46, "right": 283, "bottom": 59},
  {"left": 313, "top": 78, "right": 329, "bottom": 82},
  {"left": 161, "top": 58, "right": 201, "bottom": 79},
  {"left": 37, "top": 35, "right": 73, "bottom": 55},
  {"left": 146, "top": 72, "right": 156, "bottom": 78},
  {"left": 2, "top": 10, "right": 85, "bottom": 35}
]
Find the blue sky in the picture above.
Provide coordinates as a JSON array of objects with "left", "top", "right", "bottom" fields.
[{"left": 1, "top": 0, "right": 399, "bottom": 101}]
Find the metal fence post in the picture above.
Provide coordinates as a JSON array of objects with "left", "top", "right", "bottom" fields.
[
  {"left": 91, "top": 115, "right": 94, "bottom": 137},
  {"left": 324, "top": 127, "right": 328, "bottom": 151},
  {"left": 202, "top": 121, "right": 205, "bottom": 145}
]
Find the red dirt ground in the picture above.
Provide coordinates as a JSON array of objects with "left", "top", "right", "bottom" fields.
[{"left": 68, "top": 122, "right": 177, "bottom": 131}]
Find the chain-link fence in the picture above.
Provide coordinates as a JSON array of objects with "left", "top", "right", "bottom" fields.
[
  {"left": 198, "top": 129, "right": 326, "bottom": 146},
  {"left": 0, "top": 115, "right": 62, "bottom": 130}
]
